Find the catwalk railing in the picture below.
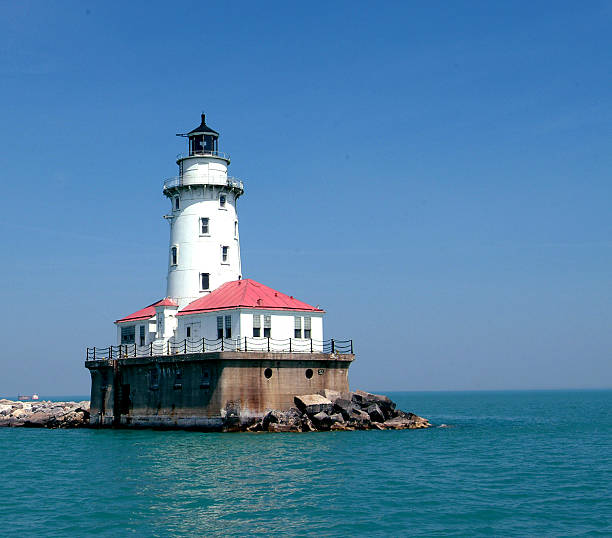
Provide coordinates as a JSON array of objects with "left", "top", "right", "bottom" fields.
[{"left": 86, "top": 337, "right": 353, "bottom": 361}]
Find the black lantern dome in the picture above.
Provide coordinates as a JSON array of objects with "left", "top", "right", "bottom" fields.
[{"left": 178, "top": 113, "right": 220, "bottom": 156}]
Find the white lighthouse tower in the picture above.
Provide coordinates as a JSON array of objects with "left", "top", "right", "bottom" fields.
[{"left": 163, "top": 114, "right": 244, "bottom": 309}]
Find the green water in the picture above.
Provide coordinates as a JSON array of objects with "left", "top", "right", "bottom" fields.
[{"left": 1, "top": 390, "right": 610, "bottom": 536}]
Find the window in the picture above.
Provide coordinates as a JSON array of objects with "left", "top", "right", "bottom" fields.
[
  {"left": 219, "top": 194, "right": 226, "bottom": 208},
  {"left": 200, "top": 273, "right": 210, "bottom": 290},
  {"left": 170, "top": 246, "right": 178, "bottom": 266},
  {"left": 263, "top": 315, "right": 271, "bottom": 338},
  {"left": 150, "top": 369, "right": 159, "bottom": 389},
  {"left": 174, "top": 197, "right": 180, "bottom": 210},
  {"left": 253, "top": 314, "right": 261, "bottom": 337},
  {"left": 139, "top": 325, "right": 145, "bottom": 346},
  {"left": 222, "top": 246, "right": 228, "bottom": 263},
  {"left": 200, "top": 217, "right": 209, "bottom": 235},
  {"left": 294, "top": 316, "right": 302, "bottom": 339},
  {"left": 217, "top": 316, "right": 223, "bottom": 339},
  {"left": 200, "top": 368, "right": 210, "bottom": 389},
  {"left": 264, "top": 368, "right": 273, "bottom": 379},
  {"left": 121, "top": 325, "right": 135, "bottom": 344},
  {"left": 225, "top": 315, "right": 232, "bottom": 339},
  {"left": 304, "top": 316, "right": 311, "bottom": 339},
  {"left": 234, "top": 221, "right": 238, "bottom": 238},
  {"left": 186, "top": 326, "right": 191, "bottom": 338}
]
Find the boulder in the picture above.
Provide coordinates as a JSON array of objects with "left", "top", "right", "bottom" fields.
[
  {"left": 294, "top": 394, "right": 333, "bottom": 416},
  {"left": 24, "top": 412, "right": 50, "bottom": 427},
  {"left": 329, "top": 413, "right": 345, "bottom": 424},
  {"left": 301, "top": 416, "right": 316, "bottom": 432},
  {"left": 318, "top": 389, "right": 342, "bottom": 403},
  {"left": 262, "top": 410, "right": 283, "bottom": 429},
  {"left": 383, "top": 413, "right": 430, "bottom": 429},
  {"left": 366, "top": 404, "right": 385, "bottom": 423},
  {"left": 268, "top": 422, "right": 300, "bottom": 433},
  {"left": 311, "top": 411, "right": 333, "bottom": 430},
  {"left": 330, "top": 422, "right": 350, "bottom": 431},
  {"left": 348, "top": 409, "right": 371, "bottom": 428},
  {"left": 333, "top": 398, "right": 355, "bottom": 420},
  {"left": 351, "top": 390, "right": 396, "bottom": 417}
]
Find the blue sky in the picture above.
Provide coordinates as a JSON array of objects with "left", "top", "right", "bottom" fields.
[{"left": 1, "top": 1, "right": 611, "bottom": 395}]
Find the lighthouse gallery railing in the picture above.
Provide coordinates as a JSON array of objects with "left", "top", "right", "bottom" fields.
[{"left": 86, "top": 337, "right": 354, "bottom": 361}]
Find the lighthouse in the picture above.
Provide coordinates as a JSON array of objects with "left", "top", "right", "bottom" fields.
[
  {"left": 86, "top": 113, "right": 354, "bottom": 429},
  {"left": 164, "top": 114, "right": 243, "bottom": 309}
]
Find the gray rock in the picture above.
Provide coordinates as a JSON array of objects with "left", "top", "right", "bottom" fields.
[
  {"left": 318, "top": 389, "right": 342, "bottom": 403},
  {"left": 351, "top": 390, "right": 396, "bottom": 417},
  {"left": 294, "top": 394, "right": 333, "bottom": 416},
  {"left": 333, "top": 398, "right": 355, "bottom": 420},
  {"left": 366, "top": 403, "right": 385, "bottom": 423},
  {"left": 262, "top": 410, "right": 283, "bottom": 429},
  {"left": 329, "top": 413, "right": 345, "bottom": 424},
  {"left": 348, "top": 409, "right": 371, "bottom": 429},
  {"left": 268, "top": 422, "right": 300, "bottom": 432},
  {"left": 311, "top": 411, "right": 333, "bottom": 430},
  {"left": 301, "top": 416, "right": 316, "bottom": 432}
]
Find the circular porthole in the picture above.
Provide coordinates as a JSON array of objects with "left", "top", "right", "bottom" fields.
[
  {"left": 305, "top": 369, "right": 313, "bottom": 379},
  {"left": 264, "top": 368, "right": 273, "bottom": 379}
]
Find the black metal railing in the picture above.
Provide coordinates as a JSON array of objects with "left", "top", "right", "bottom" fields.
[{"left": 86, "top": 337, "right": 353, "bottom": 361}]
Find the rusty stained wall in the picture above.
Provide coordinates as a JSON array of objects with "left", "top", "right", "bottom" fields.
[
  {"left": 86, "top": 352, "right": 353, "bottom": 427},
  {"left": 88, "top": 362, "right": 117, "bottom": 426},
  {"left": 218, "top": 357, "right": 350, "bottom": 418}
]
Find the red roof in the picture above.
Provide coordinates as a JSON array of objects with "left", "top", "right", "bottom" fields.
[
  {"left": 115, "top": 298, "right": 178, "bottom": 323},
  {"left": 178, "top": 279, "right": 324, "bottom": 316}
]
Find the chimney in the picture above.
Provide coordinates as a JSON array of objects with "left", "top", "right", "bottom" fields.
[{"left": 201, "top": 113, "right": 206, "bottom": 124}]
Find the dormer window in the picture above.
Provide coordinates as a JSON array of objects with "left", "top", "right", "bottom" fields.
[{"left": 219, "top": 195, "right": 226, "bottom": 208}]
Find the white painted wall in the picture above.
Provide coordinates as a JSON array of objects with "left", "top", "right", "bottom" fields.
[
  {"left": 175, "top": 309, "right": 324, "bottom": 352},
  {"left": 166, "top": 155, "right": 242, "bottom": 309},
  {"left": 115, "top": 319, "right": 157, "bottom": 347}
]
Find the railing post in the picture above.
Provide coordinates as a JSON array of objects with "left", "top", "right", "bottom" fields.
[
  {"left": 133, "top": 344, "right": 136, "bottom": 357},
  {"left": 167, "top": 341, "right": 170, "bottom": 355},
  {"left": 311, "top": 339, "right": 313, "bottom": 353},
  {"left": 221, "top": 338, "right": 224, "bottom": 351},
  {"left": 184, "top": 339, "right": 187, "bottom": 354},
  {"left": 331, "top": 339, "right": 335, "bottom": 353},
  {"left": 150, "top": 342, "right": 153, "bottom": 356},
  {"left": 267, "top": 337, "right": 270, "bottom": 352},
  {"left": 93, "top": 347, "right": 96, "bottom": 360},
  {"left": 350, "top": 339, "right": 353, "bottom": 354},
  {"left": 202, "top": 337, "right": 205, "bottom": 353},
  {"left": 245, "top": 336, "right": 247, "bottom": 352},
  {"left": 86, "top": 347, "right": 89, "bottom": 360},
  {"left": 110, "top": 346, "right": 113, "bottom": 360},
  {"left": 289, "top": 338, "right": 292, "bottom": 352}
]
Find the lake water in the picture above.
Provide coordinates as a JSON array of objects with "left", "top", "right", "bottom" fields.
[{"left": 1, "top": 390, "right": 610, "bottom": 536}]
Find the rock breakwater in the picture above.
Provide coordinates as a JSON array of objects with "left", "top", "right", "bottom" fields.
[
  {"left": 0, "top": 399, "right": 90, "bottom": 428},
  {"left": 244, "top": 389, "right": 430, "bottom": 432}
]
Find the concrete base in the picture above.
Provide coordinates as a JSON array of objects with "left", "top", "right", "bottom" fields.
[{"left": 86, "top": 351, "right": 354, "bottom": 429}]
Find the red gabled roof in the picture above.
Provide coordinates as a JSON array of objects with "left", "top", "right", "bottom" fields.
[
  {"left": 115, "top": 297, "right": 178, "bottom": 323},
  {"left": 178, "top": 279, "right": 324, "bottom": 316}
]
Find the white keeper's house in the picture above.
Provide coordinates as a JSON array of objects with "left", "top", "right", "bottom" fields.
[{"left": 114, "top": 114, "right": 326, "bottom": 354}]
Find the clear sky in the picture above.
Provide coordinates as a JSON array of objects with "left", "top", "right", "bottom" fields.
[{"left": 1, "top": 1, "right": 611, "bottom": 396}]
